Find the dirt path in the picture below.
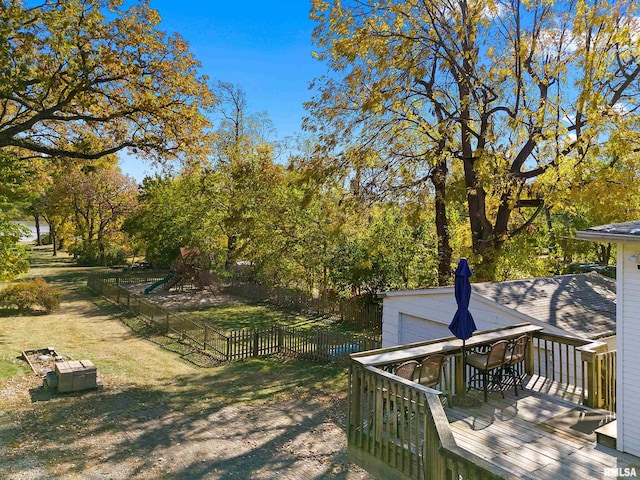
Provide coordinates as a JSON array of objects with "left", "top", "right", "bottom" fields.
[{"left": 0, "top": 249, "right": 372, "bottom": 479}]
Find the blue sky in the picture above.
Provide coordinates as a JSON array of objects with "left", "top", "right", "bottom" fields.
[{"left": 119, "top": 1, "right": 325, "bottom": 181}]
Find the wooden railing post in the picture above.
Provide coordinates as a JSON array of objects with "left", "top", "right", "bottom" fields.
[
  {"left": 349, "top": 363, "right": 362, "bottom": 443},
  {"left": 425, "top": 394, "right": 448, "bottom": 479},
  {"left": 525, "top": 333, "right": 535, "bottom": 375},
  {"left": 577, "top": 341, "right": 609, "bottom": 408}
]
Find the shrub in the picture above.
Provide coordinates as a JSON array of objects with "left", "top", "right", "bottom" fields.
[
  {"left": 39, "top": 233, "right": 52, "bottom": 245},
  {"left": 0, "top": 278, "right": 61, "bottom": 314},
  {"left": 103, "top": 246, "right": 127, "bottom": 266},
  {"left": 69, "top": 242, "right": 127, "bottom": 266}
]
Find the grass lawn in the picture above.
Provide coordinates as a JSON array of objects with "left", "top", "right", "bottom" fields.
[
  {"left": 0, "top": 247, "right": 365, "bottom": 479},
  {"left": 181, "top": 303, "right": 313, "bottom": 331}
]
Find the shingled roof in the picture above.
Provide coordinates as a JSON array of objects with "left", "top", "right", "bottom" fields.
[
  {"left": 472, "top": 272, "right": 616, "bottom": 340},
  {"left": 585, "top": 220, "right": 640, "bottom": 236},
  {"left": 577, "top": 220, "right": 640, "bottom": 243}
]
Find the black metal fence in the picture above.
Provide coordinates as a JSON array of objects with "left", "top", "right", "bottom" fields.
[
  {"left": 88, "top": 272, "right": 381, "bottom": 363},
  {"left": 227, "top": 280, "right": 382, "bottom": 332}
]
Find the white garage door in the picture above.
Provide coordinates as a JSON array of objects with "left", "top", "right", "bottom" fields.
[{"left": 399, "top": 313, "right": 452, "bottom": 345}]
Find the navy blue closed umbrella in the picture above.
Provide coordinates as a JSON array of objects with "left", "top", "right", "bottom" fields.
[{"left": 449, "top": 258, "right": 477, "bottom": 386}]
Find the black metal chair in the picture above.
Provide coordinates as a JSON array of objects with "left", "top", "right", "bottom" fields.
[
  {"left": 465, "top": 340, "right": 510, "bottom": 402},
  {"left": 503, "top": 335, "right": 530, "bottom": 395}
]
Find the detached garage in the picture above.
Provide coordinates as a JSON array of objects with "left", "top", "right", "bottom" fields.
[{"left": 381, "top": 271, "right": 616, "bottom": 348}]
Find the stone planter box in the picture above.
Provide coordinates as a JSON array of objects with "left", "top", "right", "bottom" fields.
[{"left": 55, "top": 360, "right": 97, "bottom": 393}]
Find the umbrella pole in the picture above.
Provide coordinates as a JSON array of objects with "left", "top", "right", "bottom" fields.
[{"left": 462, "top": 339, "right": 466, "bottom": 388}]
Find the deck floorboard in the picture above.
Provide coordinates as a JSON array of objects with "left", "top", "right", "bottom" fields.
[{"left": 446, "top": 387, "right": 639, "bottom": 479}]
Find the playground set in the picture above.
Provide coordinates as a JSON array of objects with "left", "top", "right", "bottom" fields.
[{"left": 143, "top": 247, "right": 205, "bottom": 295}]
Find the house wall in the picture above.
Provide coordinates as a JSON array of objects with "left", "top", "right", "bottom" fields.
[
  {"left": 398, "top": 314, "right": 452, "bottom": 345},
  {"left": 617, "top": 243, "right": 640, "bottom": 456},
  {"left": 381, "top": 289, "right": 566, "bottom": 348}
]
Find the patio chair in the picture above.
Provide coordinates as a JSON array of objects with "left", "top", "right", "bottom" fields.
[
  {"left": 465, "top": 339, "right": 510, "bottom": 402},
  {"left": 394, "top": 360, "right": 419, "bottom": 380},
  {"left": 418, "top": 354, "right": 446, "bottom": 388},
  {"left": 503, "top": 334, "right": 530, "bottom": 395},
  {"left": 386, "top": 360, "right": 419, "bottom": 424},
  {"left": 418, "top": 354, "right": 449, "bottom": 404}
]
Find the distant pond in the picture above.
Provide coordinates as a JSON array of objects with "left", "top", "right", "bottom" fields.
[{"left": 13, "top": 220, "right": 49, "bottom": 243}]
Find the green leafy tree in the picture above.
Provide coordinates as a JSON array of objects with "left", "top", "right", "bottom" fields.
[
  {"left": 550, "top": 148, "right": 640, "bottom": 266},
  {"left": 54, "top": 163, "right": 138, "bottom": 265},
  {"left": 123, "top": 174, "right": 210, "bottom": 268},
  {"left": 205, "top": 83, "right": 284, "bottom": 272},
  {"left": 326, "top": 203, "right": 439, "bottom": 294},
  {"left": 308, "top": 0, "right": 640, "bottom": 280},
  {"left": 0, "top": 0, "right": 215, "bottom": 162},
  {"left": 0, "top": 219, "right": 28, "bottom": 280}
]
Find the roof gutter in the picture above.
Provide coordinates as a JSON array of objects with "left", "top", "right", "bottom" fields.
[{"left": 576, "top": 231, "right": 640, "bottom": 244}]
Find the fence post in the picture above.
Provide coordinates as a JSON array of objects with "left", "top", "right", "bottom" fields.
[{"left": 253, "top": 330, "right": 259, "bottom": 358}]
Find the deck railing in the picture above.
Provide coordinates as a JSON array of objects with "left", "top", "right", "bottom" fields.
[
  {"left": 348, "top": 362, "right": 516, "bottom": 480},
  {"left": 346, "top": 324, "right": 617, "bottom": 480},
  {"left": 579, "top": 341, "right": 617, "bottom": 411}
]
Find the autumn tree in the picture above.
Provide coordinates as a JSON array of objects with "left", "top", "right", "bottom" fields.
[
  {"left": 52, "top": 163, "right": 138, "bottom": 265},
  {"left": 0, "top": 0, "right": 215, "bottom": 163},
  {"left": 122, "top": 174, "right": 209, "bottom": 268},
  {"left": 204, "top": 82, "right": 284, "bottom": 272},
  {"left": 308, "top": 0, "right": 640, "bottom": 280},
  {"left": 0, "top": 150, "right": 48, "bottom": 277},
  {"left": 0, "top": 219, "right": 28, "bottom": 280},
  {"left": 550, "top": 146, "right": 640, "bottom": 266}
]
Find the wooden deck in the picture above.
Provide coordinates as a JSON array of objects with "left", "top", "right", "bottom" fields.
[
  {"left": 347, "top": 326, "right": 624, "bottom": 479},
  {"left": 446, "top": 385, "right": 639, "bottom": 479}
]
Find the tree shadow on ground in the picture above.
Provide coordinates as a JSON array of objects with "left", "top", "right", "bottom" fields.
[{"left": 0, "top": 359, "right": 367, "bottom": 479}]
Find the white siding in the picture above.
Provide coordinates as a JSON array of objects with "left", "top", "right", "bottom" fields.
[
  {"left": 399, "top": 313, "right": 452, "bottom": 344},
  {"left": 382, "top": 289, "right": 458, "bottom": 347},
  {"left": 381, "top": 288, "right": 568, "bottom": 348},
  {"left": 618, "top": 242, "right": 640, "bottom": 456}
]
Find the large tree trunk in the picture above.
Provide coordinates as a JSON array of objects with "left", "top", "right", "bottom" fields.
[
  {"left": 597, "top": 243, "right": 612, "bottom": 265},
  {"left": 33, "top": 213, "right": 42, "bottom": 246},
  {"left": 225, "top": 234, "right": 237, "bottom": 272},
  {"left": 50, "top": 224, "right": 57, "bottom": 257},
  {"left": 432, "top": 159, "right": 452, "bottom": 286}
]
